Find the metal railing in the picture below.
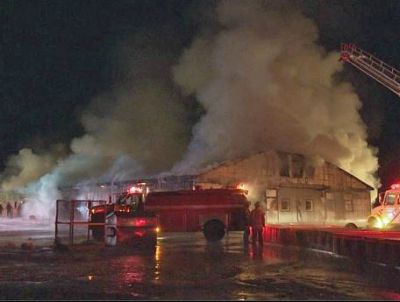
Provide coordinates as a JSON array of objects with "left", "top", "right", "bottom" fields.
[
  {"left": 54, "top": 199, "right": 107, "bottom": 245},
  {"left": 340, "top": 43, "right": 400, "bottom": 97}
]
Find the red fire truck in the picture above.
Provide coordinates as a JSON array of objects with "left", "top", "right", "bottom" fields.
[
  {"left": 90, "top": 186, "right": 249, "bottom": 242},
  {"left": 89, "top": 190, "right": 158, "bottom": 246},
  {"left": 145, "top": 187, "right": 249, "bottom": 241}
]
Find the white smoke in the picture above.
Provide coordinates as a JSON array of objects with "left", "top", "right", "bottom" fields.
[
  {"left": 172, "top": 0, "right": 378, "bottom": 189},
  {"left": 0, "top": 1, "right": 380, "bottom": 221},
  {"left": 1, "top": 33, "right": 189, "bottom": 221},
  {"left": 1, "top": 148, "right": 60, "bottom": 192}
]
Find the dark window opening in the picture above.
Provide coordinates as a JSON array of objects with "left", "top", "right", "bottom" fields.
[
  {"left": 384, "top": 193, "right": 396, "bottom": 206},
  {"left": 279, "top": 153, "right": 290, "bottom": 177},
  {"left": 305, "top": 200, "right": 313, "bottom": 211},
  {"left": 280, "top": 199, "right": 290, "bottom": 211},
  {"left": 291, "top": 154, "right": 305, "bottom": 178},
  {"left": 304, "top": 165, "right": 315, "bottom": 178}
]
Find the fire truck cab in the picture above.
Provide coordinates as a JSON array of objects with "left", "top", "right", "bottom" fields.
[
  {"left": 89, "top": 188, "right": 158, "bottom": 246},
  {"left": 367, "top": 184, "right": 400, "bottom": 229}
]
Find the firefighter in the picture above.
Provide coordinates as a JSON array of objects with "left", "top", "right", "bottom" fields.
[
  {"left": 6, "top": 202, "right": 12, "bottom": 218},
  {"left": 243, "top": 201, "right": 251, "bottom": 245},
  {"left": 249, "top": 201, "right": 265, "bottom": 245},
  {"left": 17, "top": 202, "right": 22, "bottom": 217}
]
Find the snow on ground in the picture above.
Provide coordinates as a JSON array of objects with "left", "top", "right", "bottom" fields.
[{"left": 0, "top": 218, "right": 53, "bottom": 231}]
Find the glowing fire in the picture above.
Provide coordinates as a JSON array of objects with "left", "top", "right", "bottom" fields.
[
  {"left": 237, "top": 183, "right": 245, "bottom": 190},
  {"left": 236, "top": 183, "right": 249, "bottom": 195}
]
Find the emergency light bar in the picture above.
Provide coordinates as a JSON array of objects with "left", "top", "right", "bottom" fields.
[
  {"left": 390, "top": 183, "right": 400, "bottom": 190},
  {"left": 128, "top": 186, "right": 143, "bottom": 194}
]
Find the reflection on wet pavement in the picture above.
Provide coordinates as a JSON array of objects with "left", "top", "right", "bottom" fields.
[{"left": 0, "top": 231, "right": 399, "bottom": 300}]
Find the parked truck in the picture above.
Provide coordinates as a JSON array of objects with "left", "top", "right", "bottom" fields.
[
  {"left": 367, "top": 184, "right": 400, "bottom": 229},
  {"left": 89, "top": 185, "right": 249, "bottom": 242},
  {"left": 89, "top": 188, "right": 158, "bottom": 246},
  {"left": 340, "top": 44, "right": 400, "bottom": 230}
]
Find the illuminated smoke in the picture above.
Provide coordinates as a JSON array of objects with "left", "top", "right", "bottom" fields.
[
  {"left": 0, "top": 33, "right": 189, "bottom": 221},
  {"left": 1, "top": 148, "right": 60, "bottom": 192},
  {"left": 0, "top": 1, "right": 380, "bottom": 221},
  {"left": 172, "top": 0, "right": 379, "bottom": 190}
]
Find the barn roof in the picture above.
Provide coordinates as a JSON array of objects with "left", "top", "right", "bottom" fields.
[{"left": 197, "top": 150, "right": 375, "bottom": 191}]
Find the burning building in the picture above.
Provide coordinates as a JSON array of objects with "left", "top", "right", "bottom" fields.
[
  {"left": 195, "top": 150, "right": 373, "bottom": 227},
  {"left": 55, "top": 150, "right": 372, "bottom": 228},
  {"left": 0, "top": 1, "right": 379, "bottom": 227},
  {"left": 5, "top": 146, "right": 371, "bottom": 229},
  {"left": 58, "top": 150, "right": 372, "bottom": 228}
]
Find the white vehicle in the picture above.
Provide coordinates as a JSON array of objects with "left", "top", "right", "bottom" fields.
[
  {"left": 367, "top": 184, "right": 400, "bottom": 229},
  {"left": 341, "top": 44, "right": 400, "bottom": 229}
]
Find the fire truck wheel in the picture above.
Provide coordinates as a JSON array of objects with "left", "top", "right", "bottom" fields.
[
  {"left": 203, "top": 219, "right": 226, "bottom": 242},
  {"left": 344, "top": 223, "right": 358, "bottom": 229}
]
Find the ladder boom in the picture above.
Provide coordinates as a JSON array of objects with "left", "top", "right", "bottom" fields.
[{"left": 340, "top": 43, "right": 400, "bottom": 97}]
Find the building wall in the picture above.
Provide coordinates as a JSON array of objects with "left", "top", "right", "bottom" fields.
[
  {"left": 196, "top": 151, "right": 372, "bottom": 226},
  {"left": 268, "top": 187, "right": 325, "bottom": 224}
]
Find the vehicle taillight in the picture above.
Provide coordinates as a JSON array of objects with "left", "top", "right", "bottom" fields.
[
  {"left": 132, "top": 218, "right": 147, "bottom": 227},
  {"left": 131, "top": 217, "right": 156, "bottom": 227},
  {"left": 91, "top": 207, "right": 104, "bottom": 214}
]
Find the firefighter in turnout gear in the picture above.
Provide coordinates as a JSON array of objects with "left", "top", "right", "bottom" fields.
[
  {"left": 6, "top": 202, "right": 12, "bottom": 218},
  {"left": 243, "top": 201, "right": 251, "bottom": 245},
  {"left": 250, "top": 201, "right": 265, "bottom": 245}
]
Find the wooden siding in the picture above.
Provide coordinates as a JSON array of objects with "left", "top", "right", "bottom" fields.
[
  {"left": 196, "top": 151, "right": 372, "bottom": 225},
  {"left": 197, "top": 151, "right": 372, "bottom": 192}
]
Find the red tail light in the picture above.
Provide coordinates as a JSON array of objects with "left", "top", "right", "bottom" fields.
[
  {"left": 91, "top": 207, "right": 104, "bottom": 214},
  {"left": 131, "top": 217, "right": 157, "bottom": 227}
]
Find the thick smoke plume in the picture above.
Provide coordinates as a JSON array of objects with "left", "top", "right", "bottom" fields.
[
  {"left": 1, "top": 148, "right": 59, "bottom": 192},
  {"left": 0, "top": 0, "right": 379, "bottom": 221},
  {"left": 1, "top": 32, "right": 189, "bottom": 220},
  {"left": 172, "top": 0, "right": 378, "bottom": 190}
]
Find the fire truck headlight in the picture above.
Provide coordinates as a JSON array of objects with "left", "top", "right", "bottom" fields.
[
  {"left": 381, "top": 215, "right": 390, "bottom": 226},
  {"left": 155, "top": 227, "right": 160, "bottom": 233},
  {"left": 375, "top": 219, "right": 384, "bottom": 229}
]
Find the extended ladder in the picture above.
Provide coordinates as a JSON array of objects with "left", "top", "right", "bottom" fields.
[{"left": 340, "top": 43, "right": 400, "bottom": 97}]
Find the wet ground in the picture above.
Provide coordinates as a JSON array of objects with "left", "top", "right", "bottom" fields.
[{"left": 0, "top": 219, "right": 400, "bottom": 300}]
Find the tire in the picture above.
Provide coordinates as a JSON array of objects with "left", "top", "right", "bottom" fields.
[
  {"left": 203, "top": 219, "right": 225, "bottom": 242},
  {"left": 344, "top": 223, "right": 358, "bottom": 229}
]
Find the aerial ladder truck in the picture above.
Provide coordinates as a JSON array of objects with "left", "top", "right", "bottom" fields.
[
  {"left": 340, "top": 43, "right": 400, "bottom": 229},
  {"left": 340, "top": 43, "right": 400, "bottom": 97}
]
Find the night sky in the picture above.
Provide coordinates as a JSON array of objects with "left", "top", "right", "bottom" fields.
[{"left": 1, "top": 0, "right": 400, "bottom": 191}]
